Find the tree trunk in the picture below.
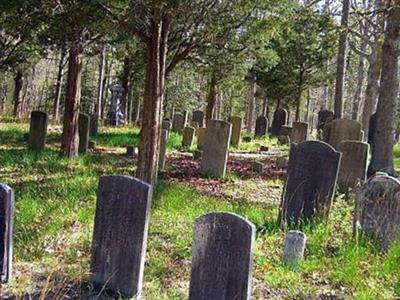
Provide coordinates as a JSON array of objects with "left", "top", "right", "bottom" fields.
[
  {"left": 206, "top": 73, "right": 217, "bottom": 121},
  {"left": 262, "top": 94, "right": 268, "bottom": 117},
  {"left": 369, "top": 2, "right": 400, "bottom": 175},
  {"left": 295, "top": 70, "right": 304, "bottom": 122},
  {"left": 96, "top": 45, "right": 106, "bottom": 123},
  {"left": 53, "top": 44, "right": 66, "bottom": 122},
  {"left": 136, "top": 10, "right": 170, "bottom": 185},
  {"left": 246, "top": 78, "right": 256, "bottom": 132},
  {"left": 333, "top": 0, "right": 350, "bottom": 119},
  {"left": 13, "top": 69, "right": 23, "bottom": 119},
  {"left": 121, "top": 55, "right": 132, "bottom": 124},
  {"left": 61, "top": 42, "right": 83, "bottom": 158},
  {"left": 352, "top": 36, "right": 367, "bottom": 120}
]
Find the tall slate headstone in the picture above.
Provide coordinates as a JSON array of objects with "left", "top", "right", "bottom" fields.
[
  {"left": 192, "top": 110, "right": 205, "bottom": 128},
  {"left": 159, "top": 129, "right": 168, "bottom": 170},
  {"left": 200, "top": 120, "right": 232, "bottom": 177},
  {"left": 182, "top": 126, "right": 196, "bottom": 147},
  {"left": 317, "top": 110, "right": 334, "bottom": 131},
  {"left": 90, "top": 176, "right": 152, "bottom": 298},
  {"left": 0, "top": 184, "right": 13, "bottom": 283},
  {"left": 271, "top": 108, "right": 288, "bottom": 136},
  {"left": 280, "top": 141, "right": 341, "bottom": 225},
  {"left": 78, "top": 113, "right": 90, "bottom": 154},
  {"left": 28, "top": 111, "right": 48, "bottom": 150},
  {"left": 328, "top": 118, "right": 362, "bottom": 149},
  {"left": 291, "top": 122, "right": 308, "bottom": 144},
  {"left": 337, "top": 141, "right": 369, "bottom": 193},
  {"left": 229, "top": 116, "right": 242, "bottom": 147},
  {"left": 357, "top": 173, "right": 400, "bottom": 250},
  {"left": 254, "top": 116, "right": 268, "bottom": 137},
  {"left": 189, "top": 212, "right": 255, "bottom": 300},
  {"left": 172, "top": 113, "right": 187, "bottom": 133},
  {"left": 197, "top": 127, "right": 207, "bottom": 150}
]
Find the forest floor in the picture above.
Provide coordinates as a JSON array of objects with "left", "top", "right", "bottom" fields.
[{"left": 0, "top": 121, "right": 400, "bottom": 300}]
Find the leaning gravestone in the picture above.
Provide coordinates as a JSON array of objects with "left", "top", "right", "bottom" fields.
[
  {"left": 0, "top": 183, "right": 13, "bottom": 283},
  {"left": 182, "top": 126, "right": 196, "bottom": 147},
  {"left": 159, "top": 129, "right": 168, "bottom": 170},
  {"left": 197, "top": 127, "right": 207, "bottom": 150},
  {"left": 270, "top": 108, "right": 288, "bottom": 136},
  {"left": 189, "top": 212, "right": 255, "bottom": 300},
  {"left": 28, "top": 111, "right": 48, "bottom": 150},
  {"left": 78, "top": 113, "right": 90, "bottom": 154},
  {"left": 172, "top": 113, "right": 187, "bottom": 133},
  {"left": 291, "top": 122, "right": 308, "bottom": 144},
  {"left": 200, "top": 120, "right": 232, "bottom": 178},
  {"left": 328, "top": 118, "right": 362, "bottom": 149},
  {"left": 192, "top": 110, "right": 205, "bottom": 127},
  {"left": 255, "top": 116, "right": 268, "bottom": 137},
  {"left": 280, "top": 141, "right": 341, "bottom": 225},
  {"left": 337, "top": 141, "right": 369, "bottom": 193},
  {"left": 90, "top": 176, "right": 152, "bottom": 298},
  {"left": 357, "top": 173, "right": 400, "bottom": 250},
  {"left": 229, "top": 116, "right": 242, "bottom": 147}
]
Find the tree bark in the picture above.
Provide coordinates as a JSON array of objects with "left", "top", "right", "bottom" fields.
[
  {"left": 121, "top": 55, "right": 132, "bottom": 124},
  {"left": 96, "top": 45, "right": 106, "bottom": 123},
  {"left": 352, "top": 37, "right": 367, "bottom": 121},
  {"left": 13, "top": 69, "right": 23, "bottom": 119},
  {"left": 246, "top": 77, "right": 256, "bottom": 132},
  {"left": 295, "top": 70, "right": 304, "bottom": 122},
  {"left": 61, "top": 42, "right": 83, "bottom": 158},
  {"left": 333, "top": 0, "right": 350, "bottom": 119},
  {"left": 206, "top": 73, "right": 217, "bottom": 121},
  {"left": 136, "top": 10, "right": 170, "bottom": 185},
  {"left": 369, "top": 2, "right": 400, "bottom": 175},
  {"left": 262, "top": 93, "right": 268, "bottom": 117}
]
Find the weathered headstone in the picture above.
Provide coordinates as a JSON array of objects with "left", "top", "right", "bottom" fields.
[
  {"left": 78, "top": 113, "right": 90, "bottom": 154},
  {"left": 28, "top": 111, "right": 48, "bottom": 150},
  {"left": 158, "top": 129, "right": 168, "bottom": 170},
  {"left": 338, "top": 141, "right": 369, "bottom": 193},
  {"left": 358, "top": 173, "right": 400, "bottom": 250},
  {"left": 280, "top": 141, "right": 341, "bottom": 225},
  {"left": 291, "top": 122, "right": 308, "bottom": 144},
  {"left": 0, "top": 184, "right": 13, "bottom": 283},
  {"left": 192, "top": 111, "right": 205, "bottom": 128},
  {"left": 328, "top": 118, "right": 362, "bottom": 149},
  {"left": 270, "top": 108, "right": 288, "bottom": 136},
  {"left": 189, "top": 212, "right": 255, "bottom": 300},
  {"left": 229, "top": 116, "right": 242, "bottom": 147},
  {"left": 172, "top": 113, "right": 187, "bottom": 133},
  {"left": 107, "top": 83, "right": 125, "bottom": 126},
  {"left": 182, "top": 126, "right": 195, "bottom": 148},
  {"left": 283, "top": 230, "right": 306, "bottom": 268},
  {"left": 255, "top": 116, "right": 268, "bottom": 137},
  {"left": 317, "top": 110, "right": 334, "bottom": 131},
  {"left": 197, "top": 127, "right": 207, "bottom": 150},
  {"left": 90, "top": 176, "right": 152, "bottom": 298},
  {"left": 200, "top": 120, "right": 232, "bottom": 177},
  {"left": 279, "top": 125, "right": 292, "bottom": 138}
]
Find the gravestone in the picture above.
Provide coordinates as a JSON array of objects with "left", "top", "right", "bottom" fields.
[
  {"left": 328, "top": 118, "right": 362, "bottom": 149},
  {"left": 283, "top": 230, "right": 306, "bottom": 268},
  {"left": 158, "top": 129, "right": 168, "bottom": 170},
  {"left": 270, "top": 108, "right": 288, "bottom": 136},
  {"left": 172, "top": 113, "right": 187, "bottom": 133},
  {"left": 90, "top": 176, "right": 152, "bottom": 298},
  {"left": 291, "top": 122, "right": 308, "bottom": 144},
  {"left": 78, "top": 113, "right": 90, "bottom": 154},
  {"left": 189, "top": 212, "right": 255, "bottom": 300},
  {"left": 368, "top": 113, "right": 377, "bottom": 153},
  {"left": 279, "top": 125, "right": 292, "bottom": 138},
  {"left": 280, "top": 141, "right": 341, "bottom": 225},
  {"left": 358, "top": 173, "right": 400, "bottom": 250},
  {"left": 28, "top": 111, "right": 48, "bottom": 150},
  {"left": 0, "top": 184, "right": 13, "bottom": 283},
  {"left": 338, "top": 141, "right": 369, "bottom": 193},
  {"left": 317, "top": 110, "right": 334, "bottom": 131},
  {"left": 255, "top": 116, "right": 268, "bottom": 137},
  {"left": 107, "top": 83, "right": 125, "bottom": 126},
  {"left": 192, "top": 110, "right": 205, "bottom": 127},
  {"left": 89, "top": 114, "right": 98, "bottom": 136},
  {"left": 229, "top": 116, "right": 242, "bottom": 147},
  {"left": 182, "top": 126, "right": 195, "bottom": 148},
  {"left": 200, "top": 120, "right": 232, "bottom": 177},
  {"left": 197, "top": 127, "right": 207, "bottom": 150}
]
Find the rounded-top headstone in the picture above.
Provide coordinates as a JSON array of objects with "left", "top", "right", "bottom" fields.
[
  {"left": 291, "top": 122, "right": 308, "bottom": 144},
  {"left": 271, "top": 108, "right": 288, "bottom": 136},
  {"left": 255, "top": 116, "right": 268, "bottom": 137},
  {"left": 328, "top": 118, "right": 362, "bottom": 149},
  {"left": 192, "top": 110, "right": 205, "bottom": 128},
  {"left": 283, "top": 230, "right": 306, "bottom": 268}
]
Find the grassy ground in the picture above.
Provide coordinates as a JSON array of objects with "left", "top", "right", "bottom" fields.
[{"left": 0, "top": 122, "right": 399, "bottom": 299}]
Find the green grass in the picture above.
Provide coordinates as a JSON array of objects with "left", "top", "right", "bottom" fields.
[{"left": 0, "top": 122, "right": 399, "bottom": 299}]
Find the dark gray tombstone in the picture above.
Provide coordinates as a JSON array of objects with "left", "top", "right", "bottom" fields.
[
  {"left": 283, "top": 230, "right": 306, "bottom": 268},
  {"left": 291, "top": 122, "right": 308, "bottom": 144},
  {"left": 328, "top": 118, "right": 362, "bottom": 149},
  {"left": 280, "top": 141, "right": 341, "bottom": 225},
  {"left": 317, "top": 110, "right": 334, "bottom": 131},
  {"left": 90, "top": 176, "right": 152, "bottom": 298},
  {"left": 182, "top": 126, "right": 196, "bottom": 147},
  {"left": 254, "top": 116, "right": 268, "bottom": 137},
  {"left": 107, "top": 83, "right": 125, "bottom": 126},
  {"left": 89, "top": 114, "right": 98, "bottom": 136},
  {"left": 357, "top": 173, "right": 400, "bottom": 250},
  {"left": 192, "top": 110, "right": 205, "bottom": 127},
  {"left": 159, "top": 129, "right": 168, "bottom": 170},
  {"left": 0, "top": 184, "right": 13, "bottom": 283},
  {"left": 189, "top": 212, "right": 255, "bottom": 300},
  {"left": 200, "top": 120, "right": 232, "bottom": 178},
  {"left": 28, "top": 111, "right": 48, "bottom": 150},
  {"left": 338, "top": 141, "right": 369, "bottom": 193},
  {"left": 172, "top": 113, "right": 187, "bottom": 133},
  {"left": 78, "top": 113, "right": 90, "bottom": 154},
  {"left": 229, "top": 116, "right": 242, "bottom": 147},
  {"left": 270, "top": 108, "right": 288, "bottom": 136}
]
